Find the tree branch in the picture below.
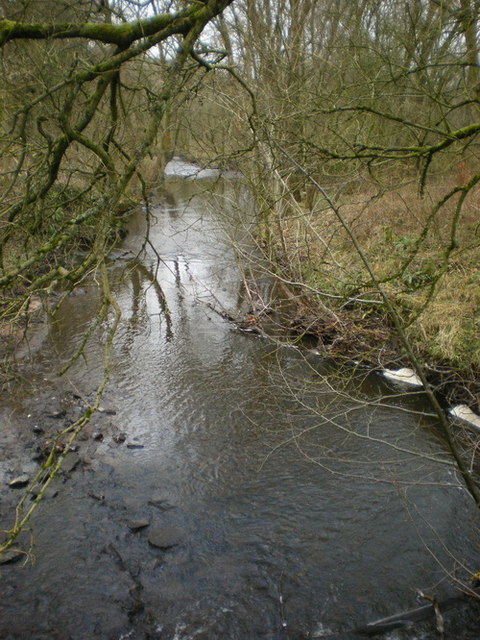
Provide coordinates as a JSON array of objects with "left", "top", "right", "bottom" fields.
[{"left": 0, "top": 10, "right": 190, "bottom": 47}]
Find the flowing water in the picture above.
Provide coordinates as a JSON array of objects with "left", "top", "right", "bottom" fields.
[{"left": 1, "top": 160, "right": 479, "bottom": 640}]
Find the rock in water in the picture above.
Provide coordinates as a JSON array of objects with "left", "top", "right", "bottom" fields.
[
  {"left": 148, "top": 526, "right": 183, "bottom": 549},
  {"left": 48, "top": 410, "right": 66, "bottom": 419},
  {"left": 8, "top": 475, "right": 30, "bottom": 488},
  {"left": 60, "top": 452, "right": 80, "bottom": 473},
  {"left": 127, "top": 519, "right": 150, "bottom": 531},
  {"left": 382, "top": 367, "right": 423, "bottom": 386},
  {"left": 98, "top": 406, "right": 117, "bottom": 415},
  {"left": 30, "top": 483, "right": 59, "bottom": 500},
  {"left": 0, "top": 549, "right": 24, "bottom": 565}
]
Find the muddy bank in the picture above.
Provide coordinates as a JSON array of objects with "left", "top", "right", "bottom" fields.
[{"left": 0, "top": 376, "right": 121, "bottom": 520}]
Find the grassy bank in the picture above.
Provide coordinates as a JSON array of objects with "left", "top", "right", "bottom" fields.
[{"left": 263, "top": 169, "right": 480, "bottom": 409}]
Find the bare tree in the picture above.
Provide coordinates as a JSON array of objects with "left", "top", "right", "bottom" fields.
[
  {"left": 0, "top": 0, "right": 234, "bottom": 552},
  {"left": 0, "top": 0, "right": 234, "bottom": 309}
]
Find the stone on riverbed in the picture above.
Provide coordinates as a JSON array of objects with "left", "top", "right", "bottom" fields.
[
  {"left": 60, "top": 452, "right": 81, "bottom": 473},
  {"left": 148, "top": 495, "right": 175, "bottom": 511},
  {"left": 127, "top": 519, "right": 150, "bottom": 531},
  {"left": 48, "top": 410, "right": 66, "bottom": 419},
  {"left": 30, "top": 483, "right": 60, "bottom": 500},
  {"left": 8, "top": 475, "right": 30, "bottom": 488},
  {"left": 0, "top": 549, "right": 24, "bottom": 565},
  {"left": 98, "top": 406, "right": 117, "bottom": 415},
  {"left": 148, "top": 525, "right": 184, "bottom": 549}
]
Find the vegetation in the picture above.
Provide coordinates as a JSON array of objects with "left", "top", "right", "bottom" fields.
[
  {"left": 170, "top": 0, "right": 480, "bottom": 504},
  {"left": 178, "top": 0, "right": 480, "bottom": 388},
  {"left": 0, "top": 0, "right": 233, "bottom": 341},
  {"left": 0, "top": 0, "right": 235, "bottom": 553},
  {"left": 1, "top": 0, "right": 480, "bottom": 549}
]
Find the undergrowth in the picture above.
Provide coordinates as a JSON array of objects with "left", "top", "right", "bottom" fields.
[{"left": 272, "top": 168, "right": 480, "bottom": 405}]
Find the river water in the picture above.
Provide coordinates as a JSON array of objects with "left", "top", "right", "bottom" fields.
[{"left": 1, "top": 160, "right": 479, "bottom": 639}]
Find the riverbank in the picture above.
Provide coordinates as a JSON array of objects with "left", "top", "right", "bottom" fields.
[{"left": 254, "top": 173, "right": 480, "bottom": 408}]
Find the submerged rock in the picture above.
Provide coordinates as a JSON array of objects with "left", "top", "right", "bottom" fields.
[
  {"left": 69, "top": 287, "right": 87, "bottom": 297},
  {"left": 30, "top": 483, "right": 60, "bottom": 500},
  {"left": 60, "top": 452, "right": 81, "bottom": 473},
  {"left": 0, "top": 549, "right": 24, "bottom": 565},
  {"left": 148, "top": 495, "right": 175, "bottom": 511},
  {"left": 34, "top": 438, "right": 67, "bottom": 462},
  {"left": 48, "top": 410, "right": 66, "bottom": 419},
  {"left": 8, "top": 475, "right": 29, "bottom": 488},
  {"left": 147, "top": 525, "right": 183, "bottom": 549},
  {"left": 98, "top": 406, "right": 117, "bottom": 415},
  {"left": 127, "top": 519, "right": 150, "bottom": 531},
  {"left": 87, "top": 491, "right": 105, "bottom": 502}
]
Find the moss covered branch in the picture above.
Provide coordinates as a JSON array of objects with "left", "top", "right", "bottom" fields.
[
  {"left": 0, "top": 0, "right": 233, "bottom": 48},
  {"left": 0, "top": 9, "right": 191, "bottom": 48}
]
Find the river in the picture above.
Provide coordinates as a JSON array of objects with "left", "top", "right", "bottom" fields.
[{"left": 0, "top": 159, "right": 479, "bottom": 639}]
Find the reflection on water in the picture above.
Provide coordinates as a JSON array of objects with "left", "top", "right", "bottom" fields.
[{"left": 0, "top": 161, "right": 479, "bottom": 640}]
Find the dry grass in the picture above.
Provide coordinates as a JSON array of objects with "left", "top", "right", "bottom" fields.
[{"left": 279, "top": 169, "right": 480, "bottom": 371}]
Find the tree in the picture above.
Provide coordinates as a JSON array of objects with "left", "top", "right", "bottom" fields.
[
  {"left": 0, "top": 0, "right": 234, "bottom": 552},
  {"left": 207, "top": 0, "right": 480, "bottom": 507},
  {"left": 0, "top": 0, "right": 233, "bottom": 306}
]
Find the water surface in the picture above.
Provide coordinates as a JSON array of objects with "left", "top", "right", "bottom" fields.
[{"left": 1, "top": 160, "right": 479, "bottom": 640}]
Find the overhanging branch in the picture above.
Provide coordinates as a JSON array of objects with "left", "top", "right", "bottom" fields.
[
  {"left": 0, "top": 0, "right": 234, "bottom": 50},
  {"left": 0, "top": 9, "right": 192, "bottom": 48}
]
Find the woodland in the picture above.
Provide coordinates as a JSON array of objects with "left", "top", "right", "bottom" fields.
[{"left": 1, "top": 0, "right": 480, "bottom": 551}]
